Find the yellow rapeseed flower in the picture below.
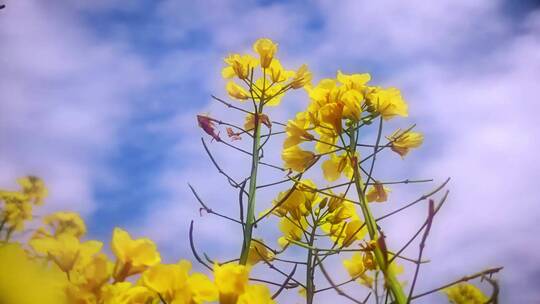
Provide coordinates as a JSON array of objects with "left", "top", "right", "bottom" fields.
[
  {"left": 282, "top": 145, "right": 316, "bottom": 172},
  {"left": 387, "top": 129, "right": 424, "bottom": 158},
  {"left": 321, "top": 153, "right": 354, "bottom": 182},
  {"left": 283, "top": 112, "right": 314, "bottom": 149},
  {"left": 277, "top": 217, "right": 307, "bottom": 248},
  {"left": 17, "top": 175, "right": 48, "bottom": 205},
  {"left": 226, "top": 81, "right": 250, "bottom": 100},
  {"left": 237, "top": 284, "right": 275, "bottom": 304},
  {"left": 30, "top": 234, "right": 102, "bottom": 273},
  {"left": 366, "top": 182, "right": 390, "bottom": 203},
  {"left": 214, "top": 263, "right": 250, "bottom": 304},
  {"left": 222, "top": 54, "right": 258, "bottom": 80},
  {"left": 141, "top": 259, "right": 217, "bottom": 303},
  {"left": 38, "top": 211, "right": 87, "bottom": 238},
  {"left": 365, "top": 87, "right": 408, "bottom": 120},
  {"left": 443, "top": 283, "right": 489, "bottom": 304},
  {"left": 111, "top": 228, "right": 161, "bottom": 282},
  {"left": 246, "top": 239, "right": 275, "bottom": 266},
  {"left": 253, "top": 38, "right": 278, "bottom": 69},
  {"left": 268, "top": 59, "right": 294, "bottom": 83},
  {"left": 0, "top": 243, "right": 67, "bottom": 304},
  {"left": 290, "top": 64, "right": 312, "bottom": 89},
  {"left": 100, "top": 281, "right": 155, "bottom": 304},
  {"left": 336, "top": 70, "right": 371, "bottom": 91}
]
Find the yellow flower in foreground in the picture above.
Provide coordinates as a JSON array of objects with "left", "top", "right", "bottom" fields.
[
  {"left": 366, "top": 182, "right": 390, "bottom": 203},
  {"left": 222, "top": 54, "right": 258, "bottom": 80},
  {"left": 101, "top": 281, "right": 154, "bottom": 304},
  {"left": 0, "top": 243, "right": 67, "bottom": 304},
  {"left": 388, "top": 130, "right": 424, "bottom": 158},
  {"left": 141, "top": 259, "right": 217, "bottom": 303},
  {"left": 111, "top": 228, "right": 161, "bottom": 282},
  {"left": 214, "top": 263, "right": 250, "bottom": 304},
  {"left": 18, "top": 175, "right": 48, "bottom": 205},
  {"left": 246, "top": 240, "right": 275, "bottom": 266},
  {"left": 226, "top": 81, "right": 250, "bottom": 100},
  {"left": 282, "top": 145, "right": 316, "bottom": 172},
  {"left": 366, "top": 87, "right": 408, "bottom": 120},
  {"left": 443, "top": 283, "right": 488, "bottom": 304},
  {"left": 237, "top": 284, "right": 275, "bottom": 304},
  {"left": 71, "top": 253, "right": 112, "bottom": 293},
  {"left": 30, "top": 234, "right": 102, "bottom": 273},
  {"left": 290, "top": 64, "right": 312, "bottom": 89},
  {"left": 253, "top": 38, "right": 278, "bottom": 68}
]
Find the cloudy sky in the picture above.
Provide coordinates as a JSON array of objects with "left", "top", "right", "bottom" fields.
[{"left": 1, "top": 0, "right": 539, "bottom": 303}]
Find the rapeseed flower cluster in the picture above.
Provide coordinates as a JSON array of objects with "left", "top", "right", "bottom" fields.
[
  {"left": 0, "top": 177, "right": 274, "bottom": 304},
  {"left": 1, "top": 38, "right": 496, "bottom": 304}
]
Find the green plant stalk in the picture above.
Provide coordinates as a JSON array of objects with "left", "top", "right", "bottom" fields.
[
  {"left": 239, "top": 104, "right": 263, "bottom": 265},
  {"left": 348, "top": 127, "right": 407, "bottom": 304},
  {"left": 306, "top": 223, "right": 317, "bottom": 304}
]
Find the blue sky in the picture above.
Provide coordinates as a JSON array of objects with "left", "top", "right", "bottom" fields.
[{"left": 2, "top": 0, "right": 540, "bottom": 302}]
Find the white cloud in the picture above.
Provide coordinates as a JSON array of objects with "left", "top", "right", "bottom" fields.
[{"left": 0, "top": 1, "right": 149, "bottom": 214}]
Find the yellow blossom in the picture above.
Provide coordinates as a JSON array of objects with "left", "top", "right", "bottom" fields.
[
  {"left": 342, "top": 89, "right": 364, "bottom": 120},
  {"left": 388, "top": 130, "right": 424, "bottom": 158},
  {"left": 222, "top": 54, "right": 258, "bottom": 80},
  {"left": 246, "top": 239, "right": 275, "bottom": 266},
  {"left": 443, "top": 283, "right": 489, "bottom": 304},
  {"left": 71, "top": 253, "right": 112, "bottom": 294},
  {"left": 366, "top": 182, "right": 390, "bottom": 203},
  {"left": 270, "top": 179, "right": 318, "bottom": 220},
  {"left": 343, "top": 253, "right": 365, "bottom": 278},
  {"left": 290, "top": 64, "right": 312, "bottom": 89},
  {"left": 226, "top": 81, "right": 250, "bottom": 100},
  {"left": 366, "top": 87, "right": 408, "bottom": 120},
  {"left": 141, "top": 259, "right": 217, "bottom": 303},
  {"left": 36, "top": 211, "right": 87, "bottom": 239},
  {"left": 1, "top": 193, "right": 33, "bottom": 231},
  {"left": 111, "top": 228, "right": 161, "bottom": 282},
  {"left": 282, "top": 145, "right": 317, "bottom": 172},
  {"left": 253, "top": 38, "right": 277, "bottom": 68},
  {"left": 0, "top": 243, "right": 68, "bottom": 304},
  {"left": 17, "top": 175, "right": 48, "bottom": 205},
  {"left": 321, "top": 153, "right": 354, "bottom": 182},
  {"left": 214, "top": 263, "right": 250, "bottom": 304},
  {"left": 277, "top": 217, "right": 307, "bottom": 248},
  {"left": 237, "top": 284, "right": 275, "bottom": 304},
  {"left": 337, "top": 70, "right": 371, "bottom": 91},
  {"left": 268, "top": 59, "right": 294, "bottom": 83},
  {"left": 283, "top": 112, "right": 314, "bottom": 149},
  {"left": 100, "top": 282, "right": 155, "bottom": 304},
  {"left": 30, "top": 234, "right": 102, "bottom": 273}
]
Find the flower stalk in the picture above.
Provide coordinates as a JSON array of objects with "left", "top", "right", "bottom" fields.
[{"left": 348, "top": 123, "right": 407, "bottom": 304}]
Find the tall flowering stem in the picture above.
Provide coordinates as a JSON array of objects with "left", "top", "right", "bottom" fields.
[
  {"left": 240, "top": 89, "right": 264, "bottom": 265},
  {"left": 348, "top": 122, "right": 407, "bottom": 304}
]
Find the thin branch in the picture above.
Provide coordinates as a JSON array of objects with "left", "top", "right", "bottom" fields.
[
  {"left": 188, "top": 184, "right": 243, "bottom": 225},
  {"left": 272, "top": 264, "right": 298, "bottom": 299},
  {"left": 188, "top": 221, "right": 212, "bottom": 270},
  {"left": 407, "top": 199, "right": 435, "bottom": 303},
  {"left": 377, "top": 178, "right": 450, "bottom": 221},
  {"left": 316, "top": 255, "right": 371, "bottom": 304},
  {"left": 409, "top": 267, "right": 504, "bottom": 300}
]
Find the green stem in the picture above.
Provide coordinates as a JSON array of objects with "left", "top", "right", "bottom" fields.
[
  {"left": 306, "top": 223, "right": 317, "bottom": 304},
  {"left": 348, "top": 126, "right": 407, "bottom": 304},
  {"left": 239, "top": 86, "right": 264, "bottom": 265}
]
